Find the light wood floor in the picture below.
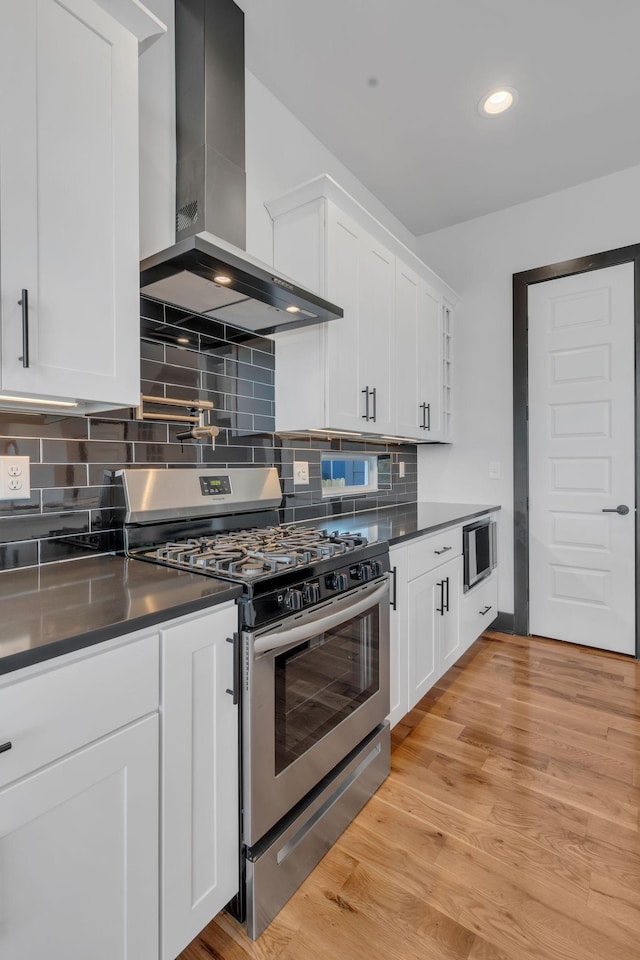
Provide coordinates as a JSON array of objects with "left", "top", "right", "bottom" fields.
[{"left": 179, "top": 631, "right": 640, "bottom": 960}]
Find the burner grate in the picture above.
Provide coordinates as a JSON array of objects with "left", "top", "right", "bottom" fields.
[{"left": 140, "top": 524, "right": 368, "bottom": 582}]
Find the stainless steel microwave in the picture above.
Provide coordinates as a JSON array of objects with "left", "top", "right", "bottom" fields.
[{"left": 463, "top": 517, "right": 497, "bottom": 592}]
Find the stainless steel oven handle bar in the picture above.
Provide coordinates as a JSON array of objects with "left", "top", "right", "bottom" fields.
[{"left": 253, "top": 580, "right": 389, "bottom": 655}]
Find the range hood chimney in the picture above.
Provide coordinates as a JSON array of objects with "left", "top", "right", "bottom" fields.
[{"left": 140, "top": 0, "right": 342, "bottom": 334}]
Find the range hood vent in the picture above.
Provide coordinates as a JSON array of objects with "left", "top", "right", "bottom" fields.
[{"left": 140, "top": 0, "right": 342, "bottom": 335}]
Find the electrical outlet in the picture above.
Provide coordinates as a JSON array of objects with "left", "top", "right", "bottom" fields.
[
  {"left": 399, "top": 461, "right": 405, "bottom": 478},
  {"left": 294, "top": 460, "right": 309, "bottom": 485},
  {"left": 488, "top": 461, "right": 501, "bottom": 480},
  {"left": 0, "top": 455, "right": 31, "bottom": 500}
]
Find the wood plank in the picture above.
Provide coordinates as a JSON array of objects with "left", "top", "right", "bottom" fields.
[{"left": 482, "top": 754, "right": 638, "bottom": 827}]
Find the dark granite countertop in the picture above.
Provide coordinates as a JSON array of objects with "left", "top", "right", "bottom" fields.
[
  {"left": 0, "top": 555, "right": 241, "bottom": 676},
  {"left": 297, "top": 501, "right": 500, "bottom": 546}
]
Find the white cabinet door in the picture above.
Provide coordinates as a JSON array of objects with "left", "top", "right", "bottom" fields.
[
  {"left": 161, "top": 603, "right": 240, "bottom": 960},
  {"left": 388, "top": 544, "right": 409, "bottom": 728},
  {"left": 395, "top": 261, "right": 421, "bottom": 438},
  {"left": 395, "top": 261, "right": 443, "bottom": 440},
  {"left": 325, "top": 202, "right": 394, "bottom": 434},
  {"left": 0, "top": 0, "right": 140, "bottom": 408},
  {"left": 0, "top": 715, "right": 159, "bottom": 960},
  {"left": 408, "top": 553, "right": 462, "bottom": 710},
  {"left": 438, "top": 555, "right": 462, "bottom": 676},
  {"left": 358, "top": 235, "right": 394, "bottom": 434},
  {"left": 417, "top": 284, "right": 443, "bottom": 441},
  {"left": 325, "top": 203, "right": 363, "bottom": 430},
  {"left": 408, "top": 567, "right": 439, "bottom": 709}
]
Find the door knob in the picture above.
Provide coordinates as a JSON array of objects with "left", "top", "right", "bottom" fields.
[{"left": 602, "top": 504, "right": 630, "bottom": 515}]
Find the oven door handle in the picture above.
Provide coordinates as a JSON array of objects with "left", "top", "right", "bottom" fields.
[{"left": 253, "top": 581, "right": 389, "bottom": 655}]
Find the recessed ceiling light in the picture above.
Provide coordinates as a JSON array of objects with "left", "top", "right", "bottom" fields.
[
  {"left": 177, "top": 336, "right": 190, "bottom": 344},
  {"left": 214, "top": 274, "right": 231, "bottom": 284},
  {"left": 285, "top": 305, "right": 300, "bottom": 313},
  {"left": 478, "top": 87, "right": 518, "bottom": 118}
]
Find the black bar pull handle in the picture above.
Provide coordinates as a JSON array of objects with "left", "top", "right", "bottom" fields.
[
  {"left": 434, "top": 545, "right": 452, "bottom": 556},
  {"left": 18, "top": 289, "right": 29, "bottom": 368},
  {"left": 225, "top": 634, "right": 241, "bottom": 705},
  {"left": 602, "top": 504, "right": 630, "bottom": 515},
  {"left": 371, "top": 386, "right": 377, "bottom": 423},
  {"left": 425, "top": 402, "right": 431, "bottom": 431},
  {"left": 437, "top": 580, "right": 445, "bottom": 616},
  {"left": 479, "top": 605, "right": 492, "bottom": 616},
  {"left": 362, "top": 386, "right": 370, "bottom": 421},
  {"left": 390, "top": 566, "right": 398, "bottom": 611},
  {"left": 0, "top": 741, "right": 12, "bottom": 755},
  {"left": 445, "top": 576, "right": 450, "bottom": 613}
]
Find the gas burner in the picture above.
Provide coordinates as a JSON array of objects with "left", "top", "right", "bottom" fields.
[{"left": 141, "top": 523, "right": 368, "bottom": 583}]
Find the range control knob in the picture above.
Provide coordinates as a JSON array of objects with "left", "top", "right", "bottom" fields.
[
  {"left": 326, "top": 573, "right": 348, "bottom": 592},
  {"left": 303, "top": 581, "right": 320, "bottom": 605},
  {"left": 354, "top": 562, "right": 373, "bottom": 582},
  {"left": 284, "top": 588, "right": 303, "bottom": 611},
  {"left": 371, "top": 560, "right": 384, "bottom": 578}
]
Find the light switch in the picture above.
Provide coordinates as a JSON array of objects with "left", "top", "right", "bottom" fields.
[
  {"left": 294, "top": 461, "right": 309, "bottom": 485},
  {"left": 488, "top": 461, "right": 501, "bottom": 480},
  {"left": 0, "top": 455, "right": 31, "bottom": 500}
]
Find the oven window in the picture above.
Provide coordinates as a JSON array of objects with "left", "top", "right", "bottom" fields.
[{"left": 274, "top": 606, "right": 380, "bottom": 775}]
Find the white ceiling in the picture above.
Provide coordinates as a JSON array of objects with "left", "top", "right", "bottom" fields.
[{"left": 236, "top": 0, "right": 640, "bottom": 236}]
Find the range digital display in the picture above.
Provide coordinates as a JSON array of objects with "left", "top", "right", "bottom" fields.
[{"left": 199, "top": 475, "right": 232, "bottom": 497}]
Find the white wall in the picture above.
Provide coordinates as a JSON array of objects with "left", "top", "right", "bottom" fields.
[
  {"left": 244, "top": 72, "right": 416, "bottom": 264},
  {"left": 138, "top": 15, "right": 415, "bottom": 262},
  {"left": 416, "top": 163, "right": 640, "bottom": 615}
]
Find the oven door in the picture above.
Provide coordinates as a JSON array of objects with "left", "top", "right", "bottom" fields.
[{"left": 243, "top": 577, "right": 389, "bottom": 846}]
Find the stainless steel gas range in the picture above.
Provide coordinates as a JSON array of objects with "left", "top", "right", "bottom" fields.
[{"left": 115, "top": 467, "right": 391, "bottom": 940}]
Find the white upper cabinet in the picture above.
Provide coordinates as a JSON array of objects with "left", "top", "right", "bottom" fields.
[
  {"left": 324, "top": 203, "right": 394, "bottom": 434},
  {"left": 395, "top": 260, "right": 443, "bottom": 441},
  {"left": 0, "top": 0, "right": 163, "bottom": 415},
  {"left": 268, "top": 175, "right": 457, "bottom": 441}
]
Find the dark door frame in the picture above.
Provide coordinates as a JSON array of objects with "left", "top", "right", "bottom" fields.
[{"left": 513, "top": 242, "right": 640, "bottom": 656}]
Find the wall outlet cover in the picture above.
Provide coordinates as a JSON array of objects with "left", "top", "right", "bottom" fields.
[
  {"left": 294, "top": 460, "right": 310, "bottom": 485},
  {"left": 0, "top": 455, "right": 31, "bottom": 500}
]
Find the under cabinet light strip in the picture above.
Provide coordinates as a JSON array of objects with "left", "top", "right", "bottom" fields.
[{"left": 0, "top": 394, "right": 78, "bottom": 407}]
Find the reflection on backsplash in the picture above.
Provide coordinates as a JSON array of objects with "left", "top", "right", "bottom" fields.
[{"left": 0, "top": 297, "right": 418, "bottom": 570}]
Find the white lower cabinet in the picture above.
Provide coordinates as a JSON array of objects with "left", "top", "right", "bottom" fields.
[
  {"left": 161, "top": 601, "right": 240, "bottom": 960},
  {"left": 388, "top": 543, "right": 409, "bottom": 728},
  {"left": 408, "top": 555, "right": 462, "bottom": 710},
  {"left": 389, "top": 524, "right": 496, "bottom": 728},
  {"left": 0, "top": 635, "right": 160, "bottom": 960},
  {"left": 461, "top": 572, "right": 498, "bottom": 655}
]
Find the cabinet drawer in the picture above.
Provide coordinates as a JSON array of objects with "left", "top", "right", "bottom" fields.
[
  {"left": 461, "top": 574, "right": 498, "bottom": 654},
  {"left": 0, "top": 633, "right": 159, "bottom": 790},
  {"left": 407, "top": 526, "right": 462, "bottom": 580}
]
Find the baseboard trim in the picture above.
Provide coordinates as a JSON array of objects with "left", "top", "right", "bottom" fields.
[{"left": 492, "top": 611, "right": 515, "bottom": 634}]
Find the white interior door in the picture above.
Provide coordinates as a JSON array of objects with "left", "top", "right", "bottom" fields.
[{"left": 528, "top": 262, "right": 636, "bottom": 654}]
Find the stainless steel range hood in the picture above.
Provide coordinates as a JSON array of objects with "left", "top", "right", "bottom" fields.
[{"left": 140, "top": 0, "right": 342, "bottom": 335}]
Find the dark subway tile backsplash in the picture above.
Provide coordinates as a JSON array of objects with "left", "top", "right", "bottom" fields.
[{"left": 0, "top": 295, "right": 418, "bottom": 570}]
